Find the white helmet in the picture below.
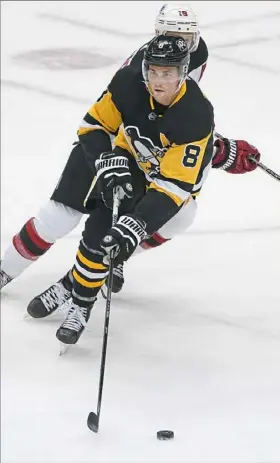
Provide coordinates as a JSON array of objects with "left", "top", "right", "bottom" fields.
[{"left": 155, "top": 3, "right": 200, "bottom": 52}]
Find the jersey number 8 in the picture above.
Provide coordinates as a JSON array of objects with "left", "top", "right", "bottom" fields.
[{"left": 183, "top": 144, "right": 201, "bottom": 168}]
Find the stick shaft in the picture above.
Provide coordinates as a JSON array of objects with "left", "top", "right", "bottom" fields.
[
  {"left": 248, "top": 155, "right": 280, "bottom": 182},
  {"left": 96, "top": 190, "right": 120, "bottom": 420}
]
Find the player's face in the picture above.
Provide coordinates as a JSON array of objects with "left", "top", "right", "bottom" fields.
[{"left": 148, "top": 65, "right": 180, "bottom": 106}]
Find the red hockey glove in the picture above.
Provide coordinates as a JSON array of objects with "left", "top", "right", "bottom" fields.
[{"left": 212, "top": 138, "right": 260, "bottom": 174}]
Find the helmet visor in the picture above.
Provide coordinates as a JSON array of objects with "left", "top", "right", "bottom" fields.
[{"left": 143, "top": 63, "right": 184, "bottom": 84}]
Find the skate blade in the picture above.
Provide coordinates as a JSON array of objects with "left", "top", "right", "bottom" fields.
[{"left": 59, "top": 343, "right": 70, "bottom": 356}]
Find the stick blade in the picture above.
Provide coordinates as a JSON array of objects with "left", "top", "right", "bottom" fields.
[{"left": 87, "top": 412, "right": 99, "bottom": 433}]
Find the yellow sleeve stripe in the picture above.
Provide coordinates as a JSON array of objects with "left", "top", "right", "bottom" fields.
[
  {"left": 88, "top": 90, "right": 122, "bottom": 134},
  {"left": 73, "top": 270, "right": 106, "bottom": 288},
  {"left": 77, "top": 250, "right": 107, "bottom": 270}
]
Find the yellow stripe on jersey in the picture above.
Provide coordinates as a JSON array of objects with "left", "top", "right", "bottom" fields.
[
  {"left": 169, "top": 81, "right": 187, "bottom": 107},
  {"left": 73, "top": 270, "right": 106, "bottom": 288},
  {"left": 77, "top": 250, "right": 107, "bottom": 270},
  {"left": 160, "top": 132, "right": 170, "bottom": 148},
  {"left": 149, "top": 94, "right": 154, "bottom": 110},
  {"left": 149, "top": 82, "right": 186, "bottom": 110},
  {"left": 77, "top": 90, "right": 122, "bottom": 137},
  {"left": 146, "top": 182, "right": 188, "bottom": 206}
]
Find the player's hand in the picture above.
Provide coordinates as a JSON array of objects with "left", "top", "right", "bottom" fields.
[
  {"left": 100, "top": 215, "right": 146, "bottom": 264},
  {"left": 95, "top": 151, "right": 133, "bottom": 208},
  {"left": 212, "top": 138, "right": 261, "bottom": 174}
]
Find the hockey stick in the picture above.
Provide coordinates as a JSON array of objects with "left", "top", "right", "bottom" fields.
[
  {"left": 248, "top": 155, "right": 280, "bottom": 182},
  {"left": 87, "top": 188, "right": 121, "bottom": 433}
]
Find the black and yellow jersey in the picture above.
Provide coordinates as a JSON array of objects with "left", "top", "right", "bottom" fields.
[
  {"left": 78, "top": 66, "right": 214, "bottom": 234},
  {"left": 122, "top": 36, "right": 208, "bottom": 83}
]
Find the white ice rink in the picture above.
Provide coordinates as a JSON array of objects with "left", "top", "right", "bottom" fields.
[{"left": 1, "top": 2, "right": 280, "bottom": 462}]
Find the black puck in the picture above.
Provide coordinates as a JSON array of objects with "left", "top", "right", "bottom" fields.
[{"left": 157, "top": 430, "right": 174, "bottom": 440}]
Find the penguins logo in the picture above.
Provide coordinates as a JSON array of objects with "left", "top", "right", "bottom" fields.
[{"left": 124, "top": 126, "right": 167, "bottom": 173}]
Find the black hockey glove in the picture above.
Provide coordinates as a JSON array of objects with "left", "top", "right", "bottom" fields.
[
  {"left": 100, "top": 215, "right": 147, "bottom": 264},
  {"left": 95, "top": 151, "right": 133, "bottom": 209}
]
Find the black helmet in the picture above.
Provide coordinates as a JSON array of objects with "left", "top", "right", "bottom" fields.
[{"left": 144, "top": 34, "right": 190, "bottom": 68}]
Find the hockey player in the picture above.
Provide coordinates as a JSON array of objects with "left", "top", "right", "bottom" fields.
[
  {"left": 0, "top": 3, "right": 207, "bottom": 291},
  {"left": 0, "top": 2, "right": 260, "bottom": 301},
  {"left": 39, "top": 34, "right": 216, "bottom": 344},
  {"left": 122, "top": 2, "right": 208, "bottom": 81},
  {"left": 27, "top": 35, "right": 261, "bottom": 346}
]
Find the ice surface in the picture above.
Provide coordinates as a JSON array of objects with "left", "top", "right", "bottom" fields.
[{"left": 1, "top": 2, "right": 280, "bottom": 462}]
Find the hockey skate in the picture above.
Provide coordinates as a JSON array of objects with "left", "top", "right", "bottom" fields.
[
  {"left": 0, "top": 266, "right": 12, "bottom": 290},
  {"left": 27, "top": 277, "right": 72, "bottom": 318},
  {"left": 56, "top": 300, "right": 94, "bottom": 345}
]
